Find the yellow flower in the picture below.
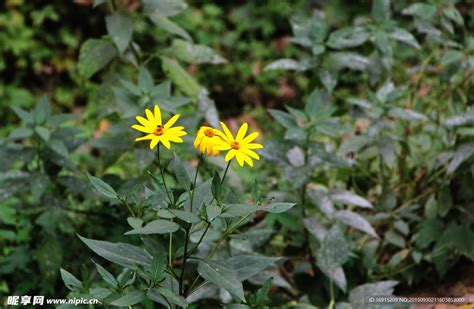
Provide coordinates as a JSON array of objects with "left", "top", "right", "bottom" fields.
[
  {"left": 194, "top": 126, "right": 226, "bottom": 156},
  {"left": 131, "top": 105, "right": 187, "bottom": 149},
  {"left": 218, "top": 122, "right": 263, "bottom": 167}
]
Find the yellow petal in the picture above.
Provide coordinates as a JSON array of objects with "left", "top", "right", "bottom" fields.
[
  {"left": 161, "top": 137, "right": 171, "bottom": 149},
  {"left": 225, "top": 149, "right": 236, "bottom": 161},
  {"left": 235, "top": 123, "right": 248, "bottom": 142},
  {"left": 136, "top": 116, "right": 152, "bottom": 127},
  {"left": 241, "top": 148, "right": 260, "bottom": 160},
  {"left": 167, "top": 135, "right": 184, "bottom": 143},
  {"left": 164, "top": 114, "right": 180, "bottom": 129},
  {"left": 219, "top": 122, "right": 234, "bottom": 142},
  {"left": 246, "top": 143, "right": 263, "bottom": 149},
  {"left": 235, "top": 152, "right": 244, "bottom": 166},
  {"left": 135, "top": 134, "right": 155, "bottom": 141},
  {"left": 154, "top": 105, "right": 162, "bottom": 125},
  {"left": 132, "top": 124, "right": 154, "bottom": 133},
  {"left": 150, "top": 137, "right": 160, "bottom": 149},
  {"left": 145, "top": 108, "right": 155, "bottom": 123},
  {"left": 241, "top": 132, "right": 259, "bottom": 144},
  {"left": 243, "top": 155, "right": 253, "bottom": 167}
]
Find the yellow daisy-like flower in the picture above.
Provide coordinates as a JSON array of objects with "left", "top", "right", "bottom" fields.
[
  {"left": 218, "top": 122, "right": 263, "bottom": 167},
  {"left": 131, "top": 105, "right": 187, "bottom": 150},
  {"left": 194, "top": 126, "right": 226, "bottom": 156}
]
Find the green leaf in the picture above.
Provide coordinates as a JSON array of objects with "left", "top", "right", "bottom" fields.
[
  {"left": 264, "top": 58, "right": 310, "bottom": 71},
  {"left": 372, "top": 0, "right": 391, "bottom": 22},
  {"left": 206, "top": 204, "right": 221, "bottom": 221},
  {"left": 402, "top": 3, "right": 437, "bottom": 20},
  {"left": 111, "top": 290, "right": 145, "bottom": 306},
  {"left": 35, "top": 126, "right": 50, "bottom": 142},
  {"left": 228, "top": 255, "right": 280, "bottom": 281},
  {"left": 262, "top": 203, "right": 295, "bottom": 214},
  {"left": 151, "top": 252, "right": 166, "bottom": 282},
  {"left": 127, "top": 217, "right": 143, "bottom": 229},
  {"left": 60, "top": 268, "right": 83, "bottom": 291},
  {"left": 171, "top": 152, "right": 191, "bottom": 191},
  {"left": 197, "top": 259, "right": 245, "bottom": 301},
  {"left": 415, "top": 218, "right": 443, "bottom": 249},
  {"left": 165, "top": 39, "right": 226, "bottom": 64},
  {"left": 156, "top": 287, "right": 188, "bottom": 307},
  {"left": 349, "top": 281, "right": 398, "bottom": 307},
  {"left": 11, "top": 106, "right": 33, "bottom": 124},
  {"left": 447, "top": 143, "right": 474, "bottom": 173},
  {"left": 125, "top": 219, "right": 180, "bottom": 235},
  {"left": 220, "top": 204, "right": 259, "bottom": 218},
  {"left": 148, "top": 15, "right": 191, "bottom": 41},
  {"left": 329, "top": 189, "right": 373, "bottom": 208},
  {"left": 144, "top": 0, "right": 187, "bottom": 17},
  {"left": 268, "top": 109, "right": 296, "bottom": 129},
  {"left": 334, "top": 210, "right": 379, "bottom": 239},
  {"left": 170, "top": 209, "right": 200, "bottom": 224},
  {"left": 8, "top": 128, "right": 33, "bottom": 140},
  {"left": 138, "top": 66, "right": 154, "bottom": 92},
  {"left": 316, "top": 225, "right": 349, "bottom": 275},
  {"left": 327, "top": 52, "right": 370, "bottom": 71},
  {"left": 78, "top": 235, "right": 152, "bottom": 270},
  {"left": 327, "top": 27, "right": 370, "bottom": 49},
  {"left": 211, "top": 171, "right": 222, "bottom": 200},
  {"left": 93, "top": 260, "right": 118, "bottom": 287},
  {"left": 33, "top": 95, "right": 50, "bottom": 124},
  {"left": 78, "top": 39, "right": 117, "bottom": 79},
  {"left": 305, "top": 88, "right": 334, "bottom": 122},
  {"left": 385, "top": 230, "right": 406, "bottom": 248},
  {"left": 161, "top": 57, "right": 200, "bottom": 98},
  {"left": 48, "top": 139, "right": 69, "bottom": 158},
  {"left": 87, "top": 173, "right": 119, "bottom": 200},
  {"left": 443, "top": 7, "right": 464, "bottom": 26},
  {"left": 444, "top": 112, "right": 474, "bottom": 127},
  {"left": 388, "top": 28, "right": 421, "bottom": 49},
  {"left": 106, "top": 14, "right": 133, "bottom": 54}
]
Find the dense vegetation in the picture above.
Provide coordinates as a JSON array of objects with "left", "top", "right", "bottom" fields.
[{"left": 1, "top": 0, "right": 473, "bottom": 308}]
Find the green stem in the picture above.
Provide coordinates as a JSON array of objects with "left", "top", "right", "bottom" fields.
[
  {"left": 157, "top": 145, "right": 173, "bottom": 205},
  {"left": 328, "top": 277, "right": 335, "bottom": 309},
  {"left": 189, "top": 154, "right": 203, "bottom": 212}
]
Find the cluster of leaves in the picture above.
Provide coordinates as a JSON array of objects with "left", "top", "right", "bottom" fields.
[
  {"left": 262, "top": 0, "right": 473, "bottom": 306},
  {"left": 1, "top": 0, "right": 473, "bottom": 308}
]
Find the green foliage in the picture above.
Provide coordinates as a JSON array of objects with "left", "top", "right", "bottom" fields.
[{"left": 1, "top": 0, "right": 473, "bottom": 308}]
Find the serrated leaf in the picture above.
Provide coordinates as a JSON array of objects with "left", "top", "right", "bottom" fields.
[
  {"left": 389, "top": 107, "right": 427, "bottom": 121},
  {"left": 220, "top": 204, "right": 259, "bottom": 218},
  {"left": 125, "top": 219, "right": 180, "bottom": 235},
  {"left": 349, "top": 281, "right": 398, "bottom": 309},
  {"left": 78, "top": 235, "right": 152, "bottom": 270},
  {"left": 402, "top": 3, "right": 437, "bottom": 20},
  {"left": 388, "top": 28, "right": 421, "bottom": 49},
  {"left": 148, "top": 15, "right": 191, "bottom": 41},
  {"left": 197, "top": 259, "right": 245, "bottom": 301},
  {"left": 415, "top": 218, "right": 443, "bottom": 249},
  {"left": 106, "top": 14, "right": 133, "bottom": 53},
  {"left": 144, "top": 0, "right": 187, "bottom": 17}
]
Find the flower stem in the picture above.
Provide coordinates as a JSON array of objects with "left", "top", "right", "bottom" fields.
[{"left": 157, "top": 145, "right": 173, "bottom": 205}]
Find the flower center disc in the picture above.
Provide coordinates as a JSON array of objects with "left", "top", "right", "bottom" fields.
[
  {"left": 154, "top": 125, "right": 164, "bottom": 136},
  {"left": 231, "top": 141, "right": 240, "bottom": 150},
  {"left": 204, "top": 129, "right": 215, "bottom": 137}
]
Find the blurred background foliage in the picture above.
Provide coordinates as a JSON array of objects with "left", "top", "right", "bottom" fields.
[{"left": 1, "top": 0, "right": 473, "bottom": 307}]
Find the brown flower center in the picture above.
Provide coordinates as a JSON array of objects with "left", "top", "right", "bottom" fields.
[
  {"left": 204, "top": 129, "right": 215, "bottom": 137},
  {"left": 154, "top": 125, "right": 164, "bottom": 136},
  {"left": 231, "top": 141, "right": 240, "bottom": 150}
]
